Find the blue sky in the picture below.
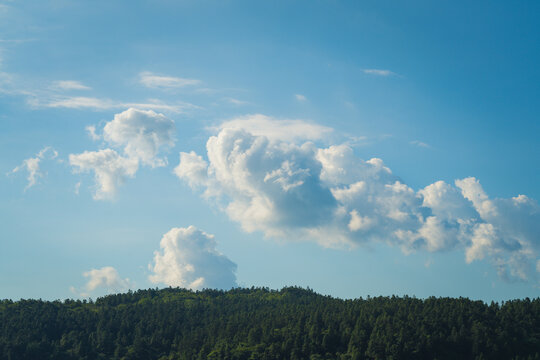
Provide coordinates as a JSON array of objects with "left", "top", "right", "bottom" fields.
[{"left": 1, "top": 0, "right": 539, "bottom": 301}]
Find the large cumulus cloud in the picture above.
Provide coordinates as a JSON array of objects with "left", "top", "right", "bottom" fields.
[{"left": 175, "top": 116, "right": 540, "bottom": 282}]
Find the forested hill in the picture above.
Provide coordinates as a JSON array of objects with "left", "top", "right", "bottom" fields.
[{"left": 0, "top": 287, "right": 539, "bottom": 360}]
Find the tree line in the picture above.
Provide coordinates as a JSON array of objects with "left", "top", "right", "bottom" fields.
[{"left": 0, "top": 287, "right": 538, "bottom": 359}]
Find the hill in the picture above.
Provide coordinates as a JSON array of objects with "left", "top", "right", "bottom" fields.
[{"left": 0, "top": 287, "right": 539, "bottom": 359}]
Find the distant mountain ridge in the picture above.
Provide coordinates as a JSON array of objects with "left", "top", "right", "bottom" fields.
[{"left": 1, "top": 287, "right": 539, "bottom": 359}]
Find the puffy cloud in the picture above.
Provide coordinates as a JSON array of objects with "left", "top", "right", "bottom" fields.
[
  {"left": 103, "top": 108, "right": 175, "bottom": 167},
  {"left": 456, "top": 177, "right": 498, "bottom": 219},
  {"left": 418, "top": 180, "right": 477, "bottom": 221},
  {"left": 69, "top": 149, "right": 138, "bottom": 200},
  {"left": 72, "top": 266, "right": 131, "bottom": 297},
  {"left": 175, "top": 116, "right": 540, "bottom": 282},
  {"left": 71, "top": 108, "right": 175, "bottom": 199},
  {"left": 149, "top": 226, "right": 237, "bottom": 290},
  {"left": 173, "top": 151, "right": 208, "bottom": 189},
  {"left": 139, "top": 71, "right": 200, "bottom": 89},
  {"left": 10, "top": 146, "right": 58, "bottom": 190}
]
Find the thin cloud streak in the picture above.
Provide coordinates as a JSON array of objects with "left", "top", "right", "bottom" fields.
[
  {"left": 139, "top": 71, "right": 201, "bottom": 89},
  {"left": 52, "top": 80, "right": 91, "bottom": 91},
  {"left": 363, "top": 69, "right": 395, "bottom": 76},
  {"left": 31, "top": 96, "right": 199, "bottom": 113}
]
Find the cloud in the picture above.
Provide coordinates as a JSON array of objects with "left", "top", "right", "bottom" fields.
[
  {"left": 173, "top": 151, "right": 208, "bottom": 189},
  {"left": 213, "top": 114, "right": 333, "bottom": 143},
  {"left": 74, "top": 181, "right": 81, "bottom": 195},
  {"left": 139, "top": 71, "right": 201, "bottom": 89},
  {"left": 85, "top": 125, "right": 100, "bottom": 141},
  {"left": 52, "top": 80, "right": 91, "bottom": 91},
  {"left": 70, "top": 108, "right": 175, "bottom": 199},
  {"left": 69, "top": 149, "right": 138, "bottom": 200},
  {"left": 295, "top": 94, "right": 307, "bottom": 102},
  {"left": 410, "top": 140, "right": 430, "bottom": 148},
  {"left": 149, "top": 226, "right": 237, "bottom": 290},
  {"left": 72, "top": 266, "right": 131, "bottom": 297},
  {"left": 362, "top": 69, "right": 395, "bottom": 76},
  {"left": 224, "top": 97, "right": 248, "bottom": 106},
  {"left": 175, "top": 117, "right": 540, "bottom": 282},
  {"left": 36, "top": 96, "right": 193, "bottom": 113},
  {"left": 37, "top": 96, "right": 115, "bottom": 109},
  {"left": 9, "top": 146, "right": 58, "bottom": 190},
  {"left": 103, "top": 108, "right": 176, "bottom": 167}
]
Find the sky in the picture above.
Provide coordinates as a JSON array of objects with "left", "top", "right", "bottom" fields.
[{"left": 1, "top": 0, "right": 539, "bottom": 302}]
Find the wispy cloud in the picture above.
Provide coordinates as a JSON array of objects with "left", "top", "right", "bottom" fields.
[
  {"left": 223, "top": 97, "right": 248, "bottom": 106},
  {"left": 30, "top": 96, "right": 198, "bottom": 113},
  {"left": 0, "top": 69, "right": 199, "bottom": 113},
  {"left": 212, "top": 114, "right": 333, "bottom": 143},
  {"left": 362, "top": 69, "right": 395, "bottom": 77},
  {"left": 52, "top": 80, "right": 91, "bottom": 91},
  {"left": 139, "top": 71, "right": 201, "bottom": 89},
  {"left": 295, "top": 94, "right": 307, "bottom": 102},
  {"left": 410, "top": 140, "right": 431, "bottom": 148},
  {"left": 9, "top": 146, "right": 58, "bottom": 190}
]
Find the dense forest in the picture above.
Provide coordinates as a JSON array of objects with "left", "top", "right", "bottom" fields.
[{"left": 0, "top": 287, "right": 539, "bottom": 360}]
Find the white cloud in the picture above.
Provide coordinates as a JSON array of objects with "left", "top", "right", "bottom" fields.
[
  {"left": 103, "top": 108, "right": 175, "bottom": 167},
  {"left": 410, "top": 140, "right": 430, "bottom": 148},
  {"left": 69, "top": 149, "right": 138, "bottom": 200},
  {"left": 173, "top": 151, "right": 208, "bottom": 189},
  {"left": 175, "top": 117, "right": 540, "bottom": 282},
  {"left": 74, "top": 181, "right": 81, "bottom": 195},
  {"left": 418, "top": 180, "right": 477, "bottom": 221},
  {"left": 456, "top": 177, "right": 498, "bottom": 219},
  {"left": 85, "top": 125, "right": 100, "bottom": 141},
  {"left": 53, "top": 80, "right": 91, "bottom": 91},
  {"left": 213, "top": 114, "right": 333, "bottom": 143},
  {"left": 139, "top": 71, "right": 200, "bottom": 89},
  {"left": 37, "top": 96, "right": 193, "bottom": 113},
  {"left": 348, "top": 210, "right": 375, "bottom": 232},
  {"left": 224, "top": 97, "right": 248, "bottom": 106},
  {"left": 295, "top": 94, "right": 307, "bottom": 102},
  {"left": 70, "top": 108, "right": 176, "bottom": 199},
  {"left": 363, "top": 69, "right": 395, "bottom": 76},
  {"left": 9, "top": 146, "right": 58, "bottom": 190},
  {"left": 466, "top": 223, "right": 497, "bottom": 263},
  {"left": 149, "top": 226, "right": 237, "bottom": 290},
  {"left": 43, "top": 96, "right": 115, "bottom": 110},
  {"left": 73, "top": 266, "right": 131, "bottom": 297}
]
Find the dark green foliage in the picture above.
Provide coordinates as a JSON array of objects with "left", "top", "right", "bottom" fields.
[{"left": 0, "top": 287, "right": 539, "bottom": 359}]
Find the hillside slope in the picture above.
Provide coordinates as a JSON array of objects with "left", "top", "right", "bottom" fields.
[{"left": 1, "top": 287, "right": 539, "bottom": 359}]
